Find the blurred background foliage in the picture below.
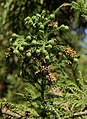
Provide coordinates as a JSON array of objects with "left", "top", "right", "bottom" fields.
[{"left": 0, "top": 0, "right": 87, "bottom": 118}]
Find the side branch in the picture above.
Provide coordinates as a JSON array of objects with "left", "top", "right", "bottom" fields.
[
  {"left": 1, "top": 106, "right": 24, "bottom": 118},
  {"left": 54, "top": 3, "right": 71, "bottom": 15},
  {"left": 73, "top": 110, "right": 87, "bottom": 117}
]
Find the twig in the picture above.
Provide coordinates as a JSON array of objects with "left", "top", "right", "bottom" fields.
[
  {"left": 44, "top": 3, "right": 71, "bottom": 26},
  {"left": 1, "top": 106, "right": 24, "bottom": 118},
  {"left": 73, "top": 110, "right": 87, "bottom": 117},
  {"left": 54, "top": 3, "right": 71, "bottom": 15}
]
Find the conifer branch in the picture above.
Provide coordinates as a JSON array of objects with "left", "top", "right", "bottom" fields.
[
  {"left": 1, "top": 106, "right": 24, "bottom": 118},
  {"left": 54, "top": 3, "right": 71, "bottom": 15},
  {"left": 73, "top": 110, "right": 87, "bottom": 117}
]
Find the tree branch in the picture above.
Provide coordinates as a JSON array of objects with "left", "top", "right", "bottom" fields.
[
  {"left": 54, "top": 3, "right": 71, "bottom": 15},
  {"left": 1, "top": 106, "right": 24, "bottom": 118},
  {"left": 73, "top": 110, "right": 87, "bottom": 117}
]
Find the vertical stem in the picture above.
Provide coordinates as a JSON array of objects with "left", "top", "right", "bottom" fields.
[
  {"left": 41, "top": 78, "right": 45, "bottom": 100},
  {"left": 72, "top": 64, "right": 82, "bottom": 89},
  {"left": 41, "top": 73, "right": 46, "bottom": 119}
]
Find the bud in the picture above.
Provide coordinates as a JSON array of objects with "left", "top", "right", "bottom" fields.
[
  {"left": 53, "top": 24, "right": 58, "bottom": 28},
  {"left": 59, "top": 24, "right": 69, "bottom": 30},
  {"left": 46, "top": 44, "right": 52, "bottom": 49},
  {"left": 19, "top": 46, "right": 24, "bottom": 51},
  {"left": 27, "top": 52, "right": 31, "bottom": 57},
  {"left": 38, "top": 22, "right": 43, "bottom": 26},
  {"left": 24, "top": 16, "right": 31, "bottom": 21},
  {"left": 73, "top": 58, "right": 78, "bottom": 62},
  {"left": 13, "top": 42, "right": 18, "bottom": 46},
  {"left": 28, "top": 19, "right": 33, "bottom": 25},
  {"left": 36, "top": 14, "right": 41, "bottom": 18},
  {"left": 31, "top": 40, "right": 37, "bottom": 45},
  {"left": 39, "top": 30, "right": 44, "bottom": 34},
  {"left": 32, "top": 16, "right": 36, "bottom": 21},
  {"left": 9, "top": 38, "right": 12, "bottom": 42},
  {"left": 45, "top": 55, "right": 50, "bottom": 60},
  {"left": 39, "top": 24, "right": 44, "bottom": 30},
  {"left": 42, "top": 10, "right": 46, "bottom": 14},
  {"left": 13, "top": 49, "right": 19, "bottom": 54},
  {"left": 12, "top": 33, "right": 18, "bottom": 38},
  {"left": 48, "top": 39, "right": 54, "bottom": 44},
  {"left": 49, "top": 14, "right": 55, "bottom": 19},
  {"left": 36, "top": 49, "right": 41, "bottom": 53},
  {"left": 26, "top": 36, "right": 31, "bottom": 40},
  {"left": 42, "top": 49, "right": 48, "bottom": 55}
]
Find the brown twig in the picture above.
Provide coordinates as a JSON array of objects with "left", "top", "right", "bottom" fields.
[{"left": 1, "top": 106, "right": 24, "bottom": 118}]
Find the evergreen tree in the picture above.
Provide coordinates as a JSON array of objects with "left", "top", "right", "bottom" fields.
[{"left": 0, "top": 0, "right": 87, "bottom": 118}]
